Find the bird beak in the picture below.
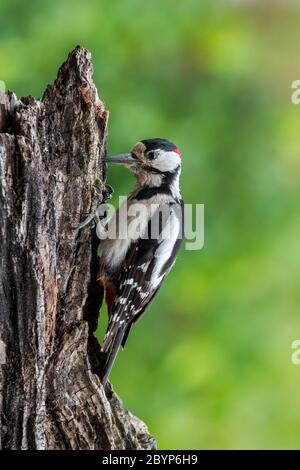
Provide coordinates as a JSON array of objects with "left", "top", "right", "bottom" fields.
[{"left": 105, "top": 153, "right": 136, "bottom": 165}]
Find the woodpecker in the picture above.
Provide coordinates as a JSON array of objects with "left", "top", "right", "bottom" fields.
[{"left": 99, "top": 138, "right": 184, "bottom": 384}]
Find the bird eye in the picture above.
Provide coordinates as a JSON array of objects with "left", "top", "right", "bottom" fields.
[{"left": 147, "top": 150, "right": 157, "bottom": 160}]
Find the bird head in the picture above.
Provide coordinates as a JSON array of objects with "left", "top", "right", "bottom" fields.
[{"left": 106, "top": 138, "right": 182, "bottom": 175}]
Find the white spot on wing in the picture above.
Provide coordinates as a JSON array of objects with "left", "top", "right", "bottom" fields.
[{"left": 139, "top": 292, "right": 148, "bottom": 299}]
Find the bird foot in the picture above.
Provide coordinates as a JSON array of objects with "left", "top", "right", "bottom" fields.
[{"left": 73, "top": 184, "right": 114, "bottom": 230}]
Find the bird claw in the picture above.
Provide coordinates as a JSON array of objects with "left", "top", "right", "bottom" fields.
[
  {"left": 73, "top": 212, "right": 99, "bottom": 230},
  {"left": 73, "top": 184, "right": 113, "bottom": 231},
  {"left": 103, "top": 184, "right": 114, "bottom": 201}
]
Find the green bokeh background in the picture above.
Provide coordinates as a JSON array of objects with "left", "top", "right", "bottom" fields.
[{"left": 1, "top": 0, "right": 300, "bottom": 449}]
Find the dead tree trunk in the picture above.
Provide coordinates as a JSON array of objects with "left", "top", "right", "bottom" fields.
[{"left": 0, "top": 46, "right": 155, "bottom": 450}]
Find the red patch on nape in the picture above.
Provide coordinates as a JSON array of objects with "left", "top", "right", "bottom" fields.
[{"left": 174, "top": 147, "right": 182, "bottom": 159}]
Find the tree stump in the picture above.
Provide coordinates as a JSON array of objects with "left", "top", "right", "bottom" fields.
[{"left": 0, "top": 46, "right": 155, "bottom": 450}]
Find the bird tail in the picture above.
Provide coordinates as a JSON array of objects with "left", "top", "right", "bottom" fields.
[{"left": 101, "top": 325, "right": 126, "bottom": 385}]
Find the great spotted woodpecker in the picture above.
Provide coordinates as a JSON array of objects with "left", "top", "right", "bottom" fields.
[{"left": 99, "top": 138, "right": 184, "bottom": 384}]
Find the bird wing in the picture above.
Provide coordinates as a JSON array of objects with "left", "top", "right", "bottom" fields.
[{"left": 101, "top": 201, "right": 184, "bottom": 383}]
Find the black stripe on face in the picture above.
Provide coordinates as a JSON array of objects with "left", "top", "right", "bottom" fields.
[
  {"left": 133, "top": 169, "right": 179, "bottom": 201},
  {"left": 134, "top": 186, "right": 172, "bottom": 200}
]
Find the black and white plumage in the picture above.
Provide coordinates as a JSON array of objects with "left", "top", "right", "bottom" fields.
[{"left": 98, "top": 138, "right": 184, "bottom": 384}]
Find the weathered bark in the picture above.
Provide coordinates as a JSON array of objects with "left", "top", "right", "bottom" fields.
[{"left": 0, "top": 46, "right": 155, "bottom": 450}]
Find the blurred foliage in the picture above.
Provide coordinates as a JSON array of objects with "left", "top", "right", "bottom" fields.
[{"left": 1, "top": 0, "right": 300, "bottom": 449}]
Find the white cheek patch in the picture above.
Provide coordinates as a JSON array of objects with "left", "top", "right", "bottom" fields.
[{"left": 152, "top": 151, "right": 181, "bottom": 172}]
